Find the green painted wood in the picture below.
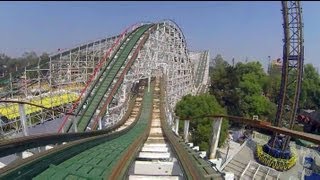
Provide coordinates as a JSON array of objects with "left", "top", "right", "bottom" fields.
[
  {"left": 31, "top": 83, "right": 154, "bottom": 180},
  {"left": 75, "top": 24, "right": 152, "bottom": 132}
]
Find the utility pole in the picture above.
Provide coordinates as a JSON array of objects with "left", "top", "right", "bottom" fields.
[
  {"left": 268, "top": 56, "right": 271, "bottom": 75},
  {"left": 268, "top": 56, "right": 272, "bottom": 99},
  {"left": 232, "top": 57, "right": 235, "bottom": 67}
]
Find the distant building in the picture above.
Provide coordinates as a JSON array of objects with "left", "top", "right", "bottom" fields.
[
  {"left": 268, "top": 58, "right": 282, "bottom": 75},
  {"left": 272, "top": 58, "right": 282, "bottom": 67}
]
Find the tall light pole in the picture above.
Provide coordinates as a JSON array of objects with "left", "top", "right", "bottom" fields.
[{"left": 268, "top": 56, "right": 271, "bottom": 75}]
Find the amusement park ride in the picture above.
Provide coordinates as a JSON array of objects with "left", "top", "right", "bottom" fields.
[
  {"left": 256, "top": 1, "right": 305, "bottom": 171},
  {"left": 0, "top": 1, "right": 318, "bottom": 179}
]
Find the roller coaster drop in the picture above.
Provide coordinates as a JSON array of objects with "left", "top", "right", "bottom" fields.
[{"left": 0, "top": 0, "right": 308, "bottom": 175}]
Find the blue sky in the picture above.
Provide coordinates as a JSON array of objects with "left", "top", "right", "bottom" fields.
[{"left": 0, "top": 1, "right": 319, "bottom": 71}]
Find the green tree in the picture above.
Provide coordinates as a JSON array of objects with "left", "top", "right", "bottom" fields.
[
  {"left": 210, "top": 55, "right": 241, "bottom": 116},
  {"left": 264, "top": 62, "right": 282, "bottom": 104},
  {"left": 235, "top": 61, "right": 266, "bottom": 79},
  {"left": 234, "top": 61, "right": 277, "bottom": 121},
  {"left": 300, "top": 64, "right": 320, "bottom": 110},
  {"left": 210, "top": 58, "right": 277, "bottom": 122},
  {"left": 239, "top": 73, "right": 263, "bottom": 95},
  {"left": 175, "top": 94, "right": 229, "bottom": 150}
]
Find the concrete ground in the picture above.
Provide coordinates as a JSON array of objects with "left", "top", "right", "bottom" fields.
[{"left": 221, "top": 131, "right": 319, "bottom": 180}]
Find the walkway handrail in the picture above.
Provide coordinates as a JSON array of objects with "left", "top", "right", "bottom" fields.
[
  {"left": 240, "top": 160, "right": 252, "bottom": 179},
  {"left": 220, "top": 139, "right": 248, "bottom": 170},
  {"left": 177, "top": 114, "right": 320, "bottom": 145},
  {"left": 0, "top": 92, "right": 139, "bottom": 158}
]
